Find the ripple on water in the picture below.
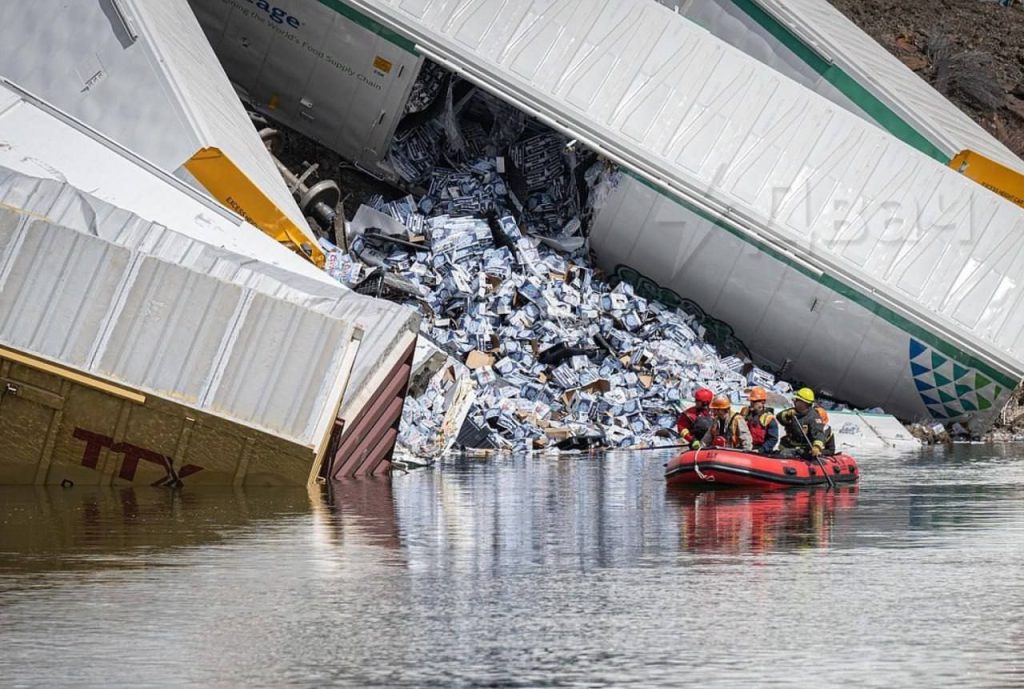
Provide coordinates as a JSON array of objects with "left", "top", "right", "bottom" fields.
[{"left": 0, "top": 446, "right": 1022, "bottom": 687}]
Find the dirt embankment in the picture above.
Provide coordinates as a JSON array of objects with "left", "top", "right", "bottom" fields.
[{"left": 829, "top": 0, "right": 1024, "bottom": 157}]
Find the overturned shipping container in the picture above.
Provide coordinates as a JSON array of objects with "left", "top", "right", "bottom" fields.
[
  {"left": 193, "top": 0, "right": 1024, "bottom": 430},
  {"left": 0, "top": 83, "right": 419, "bottom": 485},
  {"left": 0, "top": 0, "right": 327, "bottom": 265},
  {"left": 659, "top": 0, "right": 1024, "bottom": 205}
]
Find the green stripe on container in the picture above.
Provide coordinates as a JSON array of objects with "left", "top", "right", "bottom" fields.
[
  {"left": 729, "top": 0, "right": 949, "bottom": 165},
  {"left": 316, "top": 0, "right": 418, "bottom": 54},
  {"left": 626, "top": 171, "right": 1018, "bottom": 389}
]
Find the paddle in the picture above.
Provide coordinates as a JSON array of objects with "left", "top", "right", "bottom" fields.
[
  {"left": 631, "top": 442, "right": 692, "bottom": 452},
  {"left": 795, "top": 415, "right": 834, "bottom": 489}
]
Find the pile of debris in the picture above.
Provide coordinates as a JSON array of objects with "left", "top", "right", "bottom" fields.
[
  {"left": 323, "top": 201, "right": 793, "bottom": 455},
  {"left": 320, "top": 68, "right": 800, "bottom": 454}
]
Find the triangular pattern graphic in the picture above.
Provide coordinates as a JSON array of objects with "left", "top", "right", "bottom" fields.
[
  {"left": 912, "top": 353, "right": 932, "bottom": 368},
  {"left": 934, "top": 361, "right": 956, "bottom": 382},
  {"left": 911, "top": 362, "right": 930, "bottom": 377},
  {"left": 909, "top": 339, "right": 927, "bottom": 359},
  {"left": 907, "top": 337, "right": 995, "bottom": 421}
]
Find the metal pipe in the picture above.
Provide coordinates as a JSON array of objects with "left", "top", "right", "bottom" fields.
[{"left": 261, "top": 128, "right": 341, "bottom": 231}]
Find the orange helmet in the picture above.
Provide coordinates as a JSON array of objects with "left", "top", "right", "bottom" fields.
[
  {"left": 747, "top": 386, "right": 768, "bottom": 402},
  {"left": 710, "top": 395, "right": 732, "bottom": 410}
]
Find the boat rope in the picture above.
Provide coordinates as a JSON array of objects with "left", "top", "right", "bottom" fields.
[{"left": 693, "top": 447, "right": 714, "bottom": 482}]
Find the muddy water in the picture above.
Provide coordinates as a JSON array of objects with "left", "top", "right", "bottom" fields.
[{"left": 1, "top": 445, "right": 1022, "bottom": 687}]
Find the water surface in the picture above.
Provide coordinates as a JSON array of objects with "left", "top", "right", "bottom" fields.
[{"left": 1, "top": 445, "right": 1022, "bottom": 687}]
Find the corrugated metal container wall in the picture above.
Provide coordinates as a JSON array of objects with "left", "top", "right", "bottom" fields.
[
  {"left": 0, "top": 213, "right": 355, "bottom": 449},
  {"left": 669, "top": 0, "right": 1024, "bottom": 173},
  {"left": 0, "top": 165, "right": 419, "bottom": 441},
  {"left": 0, "top": 0, "right": 318, "bottom": 252}
]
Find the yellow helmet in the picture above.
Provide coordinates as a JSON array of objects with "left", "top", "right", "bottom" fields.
[{"left": 794, "top": 387, "right": 815, "bottom": 404}]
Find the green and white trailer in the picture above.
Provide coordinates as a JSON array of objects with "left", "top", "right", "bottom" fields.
[{"left": 192, "top": 0, "right": 1024, "bottom": 429}]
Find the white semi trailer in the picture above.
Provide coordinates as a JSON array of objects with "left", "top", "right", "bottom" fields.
[{"left": 191, "top": 0, "right": 1024, "bottom": 430}]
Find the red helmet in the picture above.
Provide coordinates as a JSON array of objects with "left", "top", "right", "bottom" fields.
[{"left": 694, "top": 387, "right": 714, "bottom": 404}]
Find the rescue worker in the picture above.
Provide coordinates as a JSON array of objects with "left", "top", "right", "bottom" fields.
[
  {"left": 777, "top": 387, "right": 835, "bottom": 457},
  {"left": 676, "top": 387, "right": 714, "bottom": 450},
  {"left": 703, "top": 395, "right": 753, "bottom": 450},
  {"left": 740, "top": 387, "right": 781, "bottom": 454}
]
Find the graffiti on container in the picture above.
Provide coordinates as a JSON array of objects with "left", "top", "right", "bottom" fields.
[
  {"left": 611, "top": 264, "right": 753, "bottom": 360},
  {"left": 72, "top": 428, "right": 203, "bottom": 486}
]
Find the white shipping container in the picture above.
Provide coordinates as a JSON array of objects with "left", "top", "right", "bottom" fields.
[
  {"left": 0, "top": 0, "right": 325, "bottom": 265},
  {"left": 201, "top": 0, "right": 1024, "bottom": 430},
  {"left": 661, "top": 0, "right": 1024, "bottom": 174},
  {"left": 0, "top": 81, "right": 420, "bottom": 484},
  {"left": 189, "top": 0, "right": 424, "bottom": 176}
]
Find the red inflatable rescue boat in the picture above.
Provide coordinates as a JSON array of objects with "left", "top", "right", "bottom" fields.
[{"left": 665, "top": 449, "right": 860, "bottom": 489}]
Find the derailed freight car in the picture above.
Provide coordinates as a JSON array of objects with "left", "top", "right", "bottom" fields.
[
  {"left": 192, "top": 0, "right": 1024, "bottom": 430},
  {"left": 0, "top": 0, "right": 327, "bottom": 266},
  {"left": 0, "top": 83, "right": 419, "bottom": 486},
  {"left": 659, "top": 0, "right": 1024, "bottom": 206}
]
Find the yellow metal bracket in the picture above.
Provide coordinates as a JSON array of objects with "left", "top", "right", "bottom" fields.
[
  {"left": 185, "top": 147, "right": 326, "bottom": 267},
  {"left": 949, "top": 149, "right": 1024, "bottom": 208}
]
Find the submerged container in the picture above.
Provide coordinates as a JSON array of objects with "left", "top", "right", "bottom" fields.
[{"left": 0, "top": 82, "right": 419, "bottom": 486}]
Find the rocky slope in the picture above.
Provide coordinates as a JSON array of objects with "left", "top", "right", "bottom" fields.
[{"left": 829, "top": 0, "right": 1024, "bottom": 156}]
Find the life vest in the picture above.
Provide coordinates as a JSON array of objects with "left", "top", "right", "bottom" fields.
[
  {"left": 743, "top": 407, "right": 771, "bottom": 447},
  {"left": 711, "top": 412, "right": 746, "bottom": 448},
  {"left": 677, "top": 406, "right": 711, "bottom": 442},
  {"left": 816, "top": 406, "right": 830, "bottom": 426},
  {"left": 741, "top": 409, "right": 765, "bottom": 446}
]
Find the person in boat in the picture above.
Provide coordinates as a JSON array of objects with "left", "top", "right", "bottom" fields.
[
  {"left": 676, "top": 387, "right": 714, "bottom": 450},
  {"left": 702, "top": 394, "right": 753, "bottom": 450},
  {"left": 740, "top": 386, "right": 781, "bottom": 454},
  {"left": 776, "top": 387, "right": 835, "bottom": 458}
]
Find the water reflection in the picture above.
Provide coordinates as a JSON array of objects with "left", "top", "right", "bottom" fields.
[
  {"left": 0, "top": 486, "right": 313, "bottom": 573},
  {"left": 0, "top": 448, "right": 1022, "bottom": 688},
  {"left": 666, "top": 485, "right": 860, "bottom": 554},
  {"left": 321, "top": 477, "right": 403, "bottom": 551}
]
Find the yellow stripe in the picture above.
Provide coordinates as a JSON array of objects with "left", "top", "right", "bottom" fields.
[
  {"left": 0, "top": 346, "right": 146, "bottom": 405},
  {"left": 949, "top": 149, "right": 1024, "bottom": 208},
  {"left": 184, "top": 148, "right": 326, "bottom": 268}
]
